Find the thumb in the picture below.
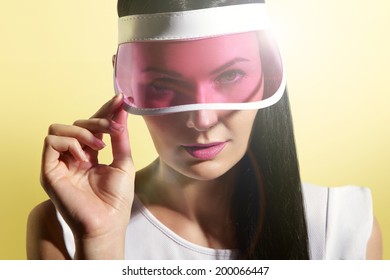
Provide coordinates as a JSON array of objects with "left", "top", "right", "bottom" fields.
[{"left": 110, "top": 104, "right": 133, "bottom": 172}]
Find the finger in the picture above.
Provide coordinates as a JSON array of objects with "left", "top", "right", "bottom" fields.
[
  {"left": 110, "top": 107, "right": 133, "bottom": 172},
  {"left": 90, "top": 93, "right": 124, "bottom": 119},
  {"left": 83, "top": 145, "right": 99, "bottom": 165},
  {"left": 73, "top": 118, "right": 125, "bottom": 137},
  {"left": 42, "top": 135, "right": 88, "bottom": 172},
  {"left": 49, "top": 123, "right": 106, "bottom": 151}
]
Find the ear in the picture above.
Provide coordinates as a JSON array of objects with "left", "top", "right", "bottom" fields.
[{"left": 112, "top": 54, "right": 116, "bottom": 68}]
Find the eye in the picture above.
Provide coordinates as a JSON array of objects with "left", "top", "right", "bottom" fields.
[
  {"left": 150, "top": 78, "right": 178, "bottom": 92},
  {"left": 149, "top": 78, "right": 192, "bottom": 97},
  {"left": 150, "top": 84, "right": 171, "bottom": 92},
  {"left": 216, "top": 70, "right": 245, "bottom": 85}
]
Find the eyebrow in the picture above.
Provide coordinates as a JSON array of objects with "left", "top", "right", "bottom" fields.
[
  {"left": 210, "top": 57, "right": 250, "bottom": 75},
  {"left": 142, "top": 57, "right": 250, "bottom": 77},
  {"left": 142, "top": 67, "right": 183, "bottom": 78}
]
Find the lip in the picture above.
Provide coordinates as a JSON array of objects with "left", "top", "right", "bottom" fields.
[{"left": 182, "top": 142, "right": 227, "bottom": 160}]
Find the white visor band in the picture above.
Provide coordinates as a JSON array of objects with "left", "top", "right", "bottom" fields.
[{"left": 118, "top": 3, "right": 270, "bottom": 43}]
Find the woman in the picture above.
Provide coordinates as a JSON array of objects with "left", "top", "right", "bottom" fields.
[{"left": 26, "top": 0, "right": 382, "bottom": 259}]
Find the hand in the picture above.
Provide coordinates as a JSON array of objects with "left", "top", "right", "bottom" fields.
[{"left": 40, "top": 94, "right": 134, "bottom": 258}]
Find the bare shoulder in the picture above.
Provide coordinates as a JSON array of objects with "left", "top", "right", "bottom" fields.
[
  {"left": 365, "top": 216, "right": 383, "bottom": 260},
  {"left": 26, "top": 200, "right": 70, "bottom": 260}
]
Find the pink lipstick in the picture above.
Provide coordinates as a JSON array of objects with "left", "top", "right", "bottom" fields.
[{"left": 182, "top": 142, "right": 227, "bottom": 160}]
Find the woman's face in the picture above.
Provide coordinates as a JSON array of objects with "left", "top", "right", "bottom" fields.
[{"left": 133, "top": 32, "right": 262, "bottom": 180}]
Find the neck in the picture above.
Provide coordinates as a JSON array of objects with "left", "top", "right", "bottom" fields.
[
  {"left": 135, "top": 158, "right": 245, "bottom": 249},
  {"left": 138, "top": 158, "right": 241, "bottom": 218}
]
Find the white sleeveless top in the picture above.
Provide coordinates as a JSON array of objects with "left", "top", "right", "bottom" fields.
[{"left": 57, "top": 184, "right": 373, "bottom": 260}]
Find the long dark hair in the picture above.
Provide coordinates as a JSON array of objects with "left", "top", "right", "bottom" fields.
[{"left": 118, "top": 0, "right": 310, "bottom": 259}]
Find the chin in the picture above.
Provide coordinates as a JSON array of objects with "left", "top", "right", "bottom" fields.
[{"left": 177, "top": 158, "right": 240, "bottom": 181}]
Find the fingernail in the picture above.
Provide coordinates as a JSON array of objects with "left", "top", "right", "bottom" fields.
[
  {"left": 110, "top": 94, "right": 120, "bottom": 103},
  {"left": 94, "top": 138, "right": 106, "bottom": 149}
]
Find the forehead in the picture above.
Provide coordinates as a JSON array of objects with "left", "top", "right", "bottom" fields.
[{"left": 130, "top": 32, "right": 261, "bottom": 69}]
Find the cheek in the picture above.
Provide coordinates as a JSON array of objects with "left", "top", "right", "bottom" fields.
[
  {"left": 232, "top": 111, "right": 257, "bottom": 143},
  {"left": 235, "top": 110, "right": 257, "bottom": 128},
  {"left": 143, "top": 115, "right": 182, "bottom": 148}
]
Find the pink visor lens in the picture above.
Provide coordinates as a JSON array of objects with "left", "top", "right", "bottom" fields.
[{"left": 114, "top": 31, "right": 284, "bottom": 114}]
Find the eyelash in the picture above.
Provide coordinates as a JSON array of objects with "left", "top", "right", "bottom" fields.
[
  {"left": 215, "top": 70, "right": 245, "bottom": 85},
  {"left": 149, "top": 70, "right": 246, "bottom": 92},
  {"left": 150, "top": 78, "right": 179, "bottom": 92}
]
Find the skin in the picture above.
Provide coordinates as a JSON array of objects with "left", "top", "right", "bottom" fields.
[
  {"left": 26, "top": 94, "right": 383, "bottom": 259},
  {"left": 26, "top": 32, "right": 383, "bottom": 259},
  {"left": 29, "top": 95, "right": 134, "bottom": 259},
  {"left": 126, "top": 35, "right": 262, "bottom": 249},
  {"left": 126, "top": 32, "right": 263, "bottom": 108},
  {"left": 136, "top": 107, "right": 258, "bottom": 249},
  {"left": 366, "top": 217, "right": 383, "bottom": 259}
]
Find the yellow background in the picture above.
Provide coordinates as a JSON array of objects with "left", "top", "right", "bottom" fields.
[{"left": 0, "top": 0, "right": 388, "bottom": 259}]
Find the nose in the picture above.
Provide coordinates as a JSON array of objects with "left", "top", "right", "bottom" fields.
[{"left": 186, "top": 110, "right": 219, "bottom": 131}]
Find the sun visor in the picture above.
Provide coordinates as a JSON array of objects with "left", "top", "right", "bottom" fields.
[{"left": 114, "top": 3, "right": 285, "bottom": 115}]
